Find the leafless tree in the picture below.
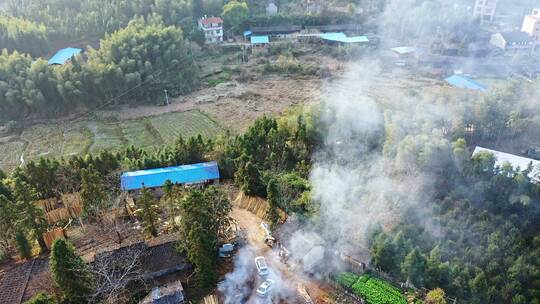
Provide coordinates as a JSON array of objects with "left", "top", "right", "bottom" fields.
[{"left": 89, "top": 242, "right": 149, "bottom": 303}]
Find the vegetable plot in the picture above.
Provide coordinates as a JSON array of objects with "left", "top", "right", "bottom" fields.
[{"left": 336, "top": 273, "right": 407, "bottom": 304}]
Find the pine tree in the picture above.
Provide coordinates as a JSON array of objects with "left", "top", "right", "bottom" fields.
[
  {"left": 15, "top": 231, "right": 32, "bottom": 260},
  {"left": 80, "top": 167, "right": 109, "bottom": 221},
  {"left": 136, "top": 187, "right": 160, "bottom": 237},
  {"left": 50, "top": 238, "right": 94, "bottom": 303},
  {"left": 266, "top": 179, "right": 281, "bottom": 227},
  {"left": 178, "top": 187, "right": 231, "bottom": 289},
  {"left": 12, "top": 177, "right": 48, "bottom": 252}
]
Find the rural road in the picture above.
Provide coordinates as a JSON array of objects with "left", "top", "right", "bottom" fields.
[{"left": 230, "top": 207, "right": 334, "bottom": 304}]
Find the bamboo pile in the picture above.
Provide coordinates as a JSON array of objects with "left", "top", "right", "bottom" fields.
[
  {"left": 202, "top": 295, "right": 219, "bottom": 304},
  {"left": 62, "top": 192, "right": 83, "bottom": 217},
  {"left": 233, "top": 191, "right": 287, "bottom": 221},
  {"left": 35, "top": 192, "right": 84, "bottom": 225},
  {"left": 42, "top": 228, "right": 67, "bottom": 249},
  {"left": 44, "top": 208, "right": 71, "bottom": 224},
  {"left": 35, "top": 198, "right": 59, "bottom": 213},
  {"left": 233, "top": 192, "right": 269, "bottom": 218}
]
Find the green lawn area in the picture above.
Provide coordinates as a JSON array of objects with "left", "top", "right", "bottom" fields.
[{"left": 149, "top": 110, "right": 224, "bottom": 144}]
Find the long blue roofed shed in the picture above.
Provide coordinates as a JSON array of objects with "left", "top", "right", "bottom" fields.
[
  {"left": 444, "top": 75, "right": 488, "bottom": 92},
  {"left": 121, "top": 161, "right": 220, "bottom": 191},
  {"left": 48, "top": 48, "right": 83, "bottom": 65}
]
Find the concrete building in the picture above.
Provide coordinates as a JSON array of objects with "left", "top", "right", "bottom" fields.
[
  {"left": 490, "top": 31, "right": 535, "bottom": 52},
  {"left": 473, "top": 0, "right": 497, "bottom": 23},
  {"left": 198, "top": 16, "right": 223, "bottom": 44},
  {"left": 522, "top": 8, "right": 540, "bottom": 41}
]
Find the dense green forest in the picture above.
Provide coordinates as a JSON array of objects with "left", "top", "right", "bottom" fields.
[
  {"left": 0, "top": 16, "right": 49, "bottom": 56},
  {"left": 0, "top": 18, "right": 198, "bottom": 122}
]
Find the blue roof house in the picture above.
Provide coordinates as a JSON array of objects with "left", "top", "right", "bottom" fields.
[
  {"left": 48, "top": 48, "right": 83, "bottom": 65},
  {"left": 444, "top": 75, "right": 488, "bottom": 92},
  {"left": 251, "top": 35, "right": 270, "bottom": 44},
  {"left": 121, "top": 161, "right": 220, "bottom": 191}
]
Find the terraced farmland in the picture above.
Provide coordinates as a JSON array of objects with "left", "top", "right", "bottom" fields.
[
  {"left": 0, "top": 140, "right": 26, "bottom": 172},
  {"left": 0, "top": 110, "right": 224, "bottom": 172},
  {"left": 149, "top": 110, "right": 223, "bottom": 144},
  {"left": 120, "top": 119, "right": 163, "bottom": 149}
]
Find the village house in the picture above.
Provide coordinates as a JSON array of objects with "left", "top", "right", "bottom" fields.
[
  {"left": 521, "top": 8, "right": 540, "bottom": 42},
  {"left": 473, "top": 0, "right": 497, "bottom": 24},
  {"left": 489, "top": 31, "right": 535, "bottom": 53},
  {"left": 198, "top": 16, "right": 224, "bottom": 44}
]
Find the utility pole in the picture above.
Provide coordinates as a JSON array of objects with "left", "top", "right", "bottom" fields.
[{"left": 164, "top": 89, "right": 169, "bottom": 106}]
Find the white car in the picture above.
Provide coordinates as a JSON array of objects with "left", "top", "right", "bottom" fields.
[
  {"left": 256, "top": 279, "right": 274, "bottom": 297},
  {"left": 254, "top": 256, "right": 269, "bottom": 276}
]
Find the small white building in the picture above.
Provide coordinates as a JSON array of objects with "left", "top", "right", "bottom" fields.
[
  {"left": 198, "top": 16, "right": 224, "bottom": 44},
  {"left": 489, "top": 31, "right": 535, "bottom": 52},
  {"left": 522, "top": 8, "right": 540, "bottom": 42},
  {"left": 266, "top": 1, "right": 278, "bottom": 15},
  {"left": 473, "top": 0, "right": 497, "bottom": 24}
]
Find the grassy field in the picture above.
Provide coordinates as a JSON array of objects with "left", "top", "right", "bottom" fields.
[{"left": 0, "top": 110, "right": 224, "bottom": 172}]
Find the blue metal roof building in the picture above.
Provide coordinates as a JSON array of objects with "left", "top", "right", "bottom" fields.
[
  {"left": 251, "top": 35, "right": 270, "bottom": 44},
  {"left": 320, "top": 32, "right": 369, "bottom": 43},
  {"left": 121, "top": 161, "right": 220, "bottom": 191},
  {"left": 444, "top": 75, "right": 488, "bottom": 92},
  {"left": 48, "top": 48, "right": 83, "bottom": 65}
]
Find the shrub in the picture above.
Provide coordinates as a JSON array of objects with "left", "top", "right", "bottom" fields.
[{"left": 24, "top": 292, "right": 56, "bottom": 304}]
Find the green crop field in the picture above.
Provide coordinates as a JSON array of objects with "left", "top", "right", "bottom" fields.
[
  {"left": 120, "top": 119, "right": 163, "bottom": 149},
  {"left": 0, "top": 110, "right": 225, "bottom": 172},
  {"left": 89, "top": 122, "right": 127, "bottom": 154},
  {"left": 149, "top": 110, "right": 224, "bottom": 144},
  {"left": 335, "top": 273, "right": 409, "bottom": 304}
]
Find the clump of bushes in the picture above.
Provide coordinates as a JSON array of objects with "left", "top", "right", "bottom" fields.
[{"left": 262, "top": 55, "right": 319, "bottom": 76}]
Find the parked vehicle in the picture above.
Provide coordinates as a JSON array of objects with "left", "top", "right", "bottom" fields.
[
  {"left": 256, "top": 279, "right": 274, "bottom": 297},
  {"left": 255, "top": 256, "right": 270, "bottom": 276},
  {"left": 219, "top": 243, "right": 235, "bottom": 258}
]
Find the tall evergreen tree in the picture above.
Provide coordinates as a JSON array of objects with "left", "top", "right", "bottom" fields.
[
  {"left": 136, "top": 187, "right": 160, "bottom": 237},
  {"left": 50, "top": 238, "right": 94, "bottom": 303},
  {"left": 80, "top": 167, "right": 109, "bottom": 221},
  {"left": 178, "top": 187, "right": 231, "bottom": 289},
  {"left": 12, "top": 177, "right": 48, "bottom": 252},
  {"left": 266, "top": 179, "right": 281, "bottom": 227}
]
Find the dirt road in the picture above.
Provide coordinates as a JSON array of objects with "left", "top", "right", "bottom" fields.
[{"left": 230, "top": 207, "right": 336, "bottom": 304}]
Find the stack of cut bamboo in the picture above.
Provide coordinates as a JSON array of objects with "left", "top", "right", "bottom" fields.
[
  {"left": 42, "top": 227, "right": 67, "bottom": 249},
  {"left": 35, "top": 192, "right": 84, "bottom": 224}
]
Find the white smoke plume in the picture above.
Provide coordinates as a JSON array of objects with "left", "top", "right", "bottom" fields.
[{"left": 218, "top": 246, "right": 295, "bottom": 303}]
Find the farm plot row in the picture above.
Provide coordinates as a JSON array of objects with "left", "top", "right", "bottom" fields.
[{"left": 0, "top": 110, "right": 224, "bottom": 172}]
